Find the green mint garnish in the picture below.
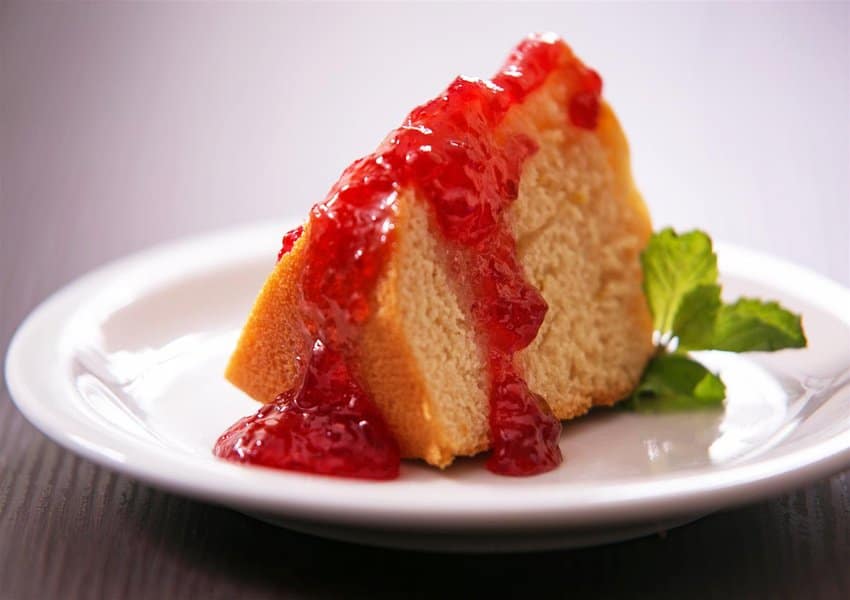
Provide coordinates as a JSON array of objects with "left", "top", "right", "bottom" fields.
[
  {"left": 628, "top": 228, "right": 806, "bottom": 412},
  {"left": 702, "top": 298, "right": 807, "bottom": 353},
  {"left": 642, "top": 229, "right": 717, "bottom": 340},
  {"left": 622, "top": 354, "right": 726, "bottom": 413}
]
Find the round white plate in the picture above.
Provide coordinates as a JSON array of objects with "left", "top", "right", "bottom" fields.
[{"left": 6, "top": 223, "right": 850, "bottom": 552}]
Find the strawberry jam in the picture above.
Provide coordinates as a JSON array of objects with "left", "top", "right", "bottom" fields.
[
  {"left": 215, "top": 34, "right": 603, "bottom": 478},
  {"left": 215, "top": 340, "right": 400, "bottom": 479},
  {"left": 276, "top": 225, "right": 303, "bottom": 261}
]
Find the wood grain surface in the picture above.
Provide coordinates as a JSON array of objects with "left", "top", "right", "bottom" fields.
[{"left": 2, "top": 3, "right": 849, "bottom": 599}]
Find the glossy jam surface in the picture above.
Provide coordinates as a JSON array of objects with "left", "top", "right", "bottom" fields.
[
  {"left": 215, "top": 34, "right": 603, "bottom": 478},
  {"left": 276, "top": 225, "right": 303, "bottom": 261},
  {"left": 215, "top": 340, "right": 400, "bottom": 479},
  {"left": 567, "top": 69, "right": 603, "bottom": 130}
]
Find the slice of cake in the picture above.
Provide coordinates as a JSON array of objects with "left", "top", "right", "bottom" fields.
[{"left": 217, "top": 34, "right": 654, "bottom": 479}]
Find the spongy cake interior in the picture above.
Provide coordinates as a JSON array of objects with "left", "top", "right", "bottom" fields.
[
  {"left": 225, "top": 69, "right": 653, "bottom": 468},
  {"left": 510, "top": 78, "right": 653, "bottom": 419}
]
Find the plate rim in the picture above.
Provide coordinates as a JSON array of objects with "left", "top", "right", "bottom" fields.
[{"left": 5, "top": 222, "right": 850, "bottom": 531}]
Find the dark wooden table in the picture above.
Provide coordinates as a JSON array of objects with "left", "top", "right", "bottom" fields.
[{"left": 3, "top": 3, "right": 849, "bottom": 599}]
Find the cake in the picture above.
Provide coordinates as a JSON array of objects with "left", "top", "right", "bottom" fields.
[{"left": 217, "top": 34, "right": 654, "bottom": 479}]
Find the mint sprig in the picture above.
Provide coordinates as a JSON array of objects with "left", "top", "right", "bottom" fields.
[{"left": 627, "top": 228, "right": 806, "bottom": 412}]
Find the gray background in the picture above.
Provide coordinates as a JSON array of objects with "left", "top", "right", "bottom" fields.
[{"left": 1, "top": 2, "right": 849, "bottom": 598}]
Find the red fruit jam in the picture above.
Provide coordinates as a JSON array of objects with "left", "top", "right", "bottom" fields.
[
  {"left": 215, "top": 340, "right": 400, "bottom": 479},
  {"left": 276, "top": 225, "right": 303, "bottom": 261},
  {"left": 215, "top": 34, "right": 603, "bottom": 478}
]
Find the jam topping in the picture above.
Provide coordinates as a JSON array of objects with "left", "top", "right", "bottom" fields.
[
  {"left": 276, "top": 225, "right": 303, "bottom": 261},
  {"left": 215, "top": 340, "right": 400, "bottom": 479},
  {"left": 487, "top": 357, "right": 563, "bottom": 475},
  {"left": 215, "top": 34, "right": 603, "bottom": 478}
]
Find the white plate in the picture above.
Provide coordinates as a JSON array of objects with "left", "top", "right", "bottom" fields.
[{"left": 6, "top": 222, "right": 850, "bottom": 552}]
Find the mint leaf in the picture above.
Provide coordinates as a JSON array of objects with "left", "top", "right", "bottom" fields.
[
  {"left": 641, "top": 228, "right": 717, "bottom": 337},
  {"left": 708, "top": 298, "right": 807, "bottom": 352},
  {"left": 641, "top": 228, "right": 807, "bottom": 354},
  {"left": 623, "top": 354, "right": 725, "bottom": 413},
  {"left": 672, "top": 284, "right": 722, "bottom": 351},
  {"left": 626, "top": 228, "right": 808, "bottom": 414}
]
